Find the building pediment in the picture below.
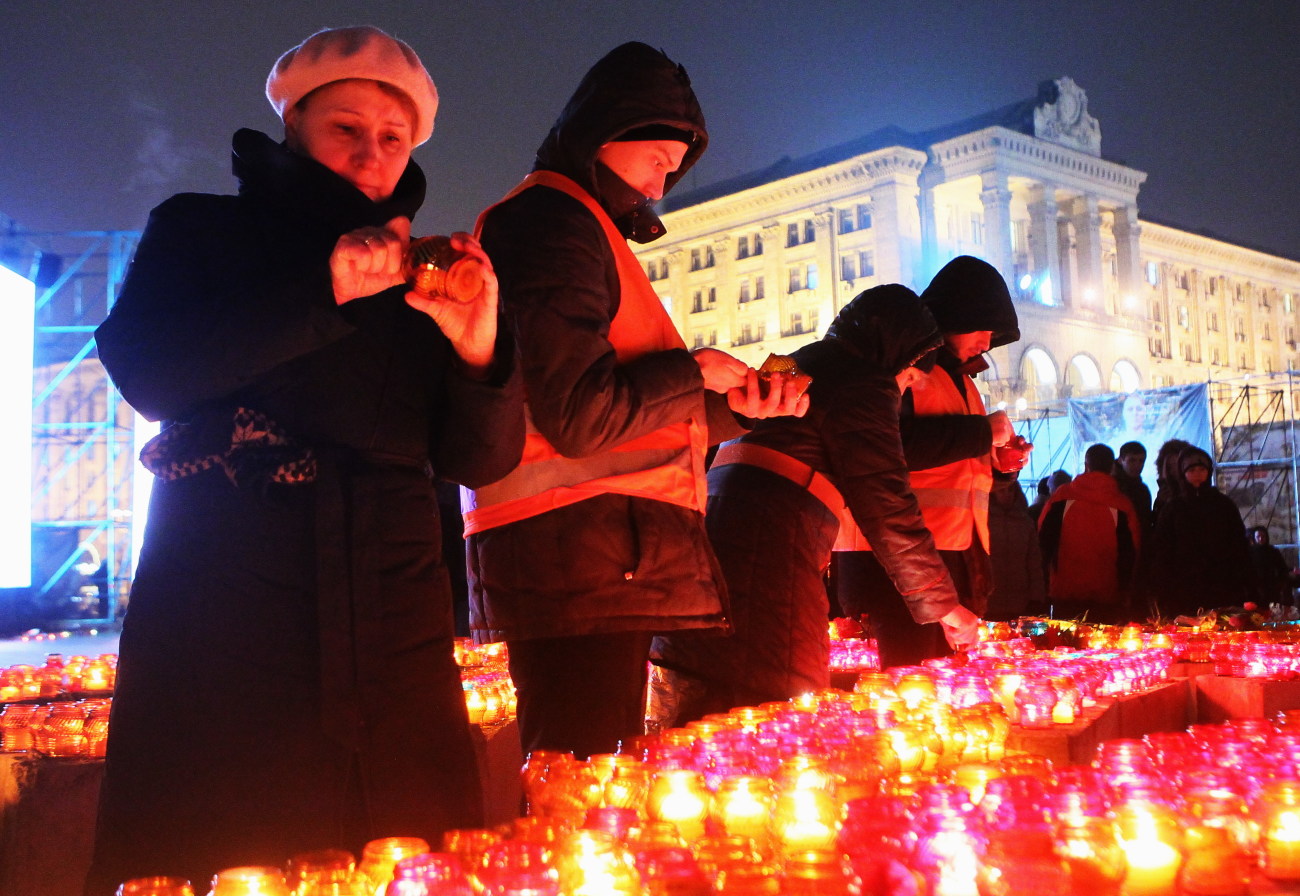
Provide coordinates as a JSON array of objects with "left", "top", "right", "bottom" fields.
[{"left": 1033, "top": 77, "right": 1101, "bottom": 156}]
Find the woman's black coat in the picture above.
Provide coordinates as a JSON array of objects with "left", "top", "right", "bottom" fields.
[{"left": 85, "top": 130, "right": 524, "bottom": 892}]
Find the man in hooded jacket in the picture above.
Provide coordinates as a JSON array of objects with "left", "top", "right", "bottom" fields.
[
  {"left": 464, "top": 43, "right": 805, "bottom": 758},
  {"left": 650, "top": 286, "right": 981, "bottom": 723},
  {"left": 834, "top": 256, "right": 1025, "bottom": 668}
]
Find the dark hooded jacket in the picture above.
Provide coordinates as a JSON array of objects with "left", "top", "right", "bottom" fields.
[
  {"left": 652, "top": 286, "right": 959, "bottom": 711},
  {"left": 468, "top": 42, "right": 739, "bottom": 641},
  {"left": 1148, "top": 447, "right": 1255, "bottom": 617},
  {"left": 899, "top": 255, "right": 1019, "bottom": 470},
  {"left": 85, "top": 129, "right": 524, "bottom": 892},
  {"left": 833, "top": 256, "right": 1017, "bottom": 668}
]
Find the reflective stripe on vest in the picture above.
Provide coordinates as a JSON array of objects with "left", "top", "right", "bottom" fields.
[
  {"left": 832, "top": 365, "right": 991, "bottom": 552},
  {"left": 907, "top": 368, "right": 992, "bottom": 551},
  {"left": 462, "top": 171, "right": 707, "bottom": 536}
]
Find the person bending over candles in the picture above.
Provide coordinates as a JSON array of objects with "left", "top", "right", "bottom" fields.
[{"left": 651, "top": 285, "right": 981, "bottom": 725}]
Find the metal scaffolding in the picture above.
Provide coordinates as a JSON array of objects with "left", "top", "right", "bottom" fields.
[
  {"left": 1210, "top": 371, "right": 1300, "bottom": 555},
  {"left": 3, "top": 214, "right": 140, "bottom": 625}
]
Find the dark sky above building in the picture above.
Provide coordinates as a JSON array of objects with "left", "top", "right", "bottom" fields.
[{"left": 4, "top": 1, "right": 1298, "bottom": 260}]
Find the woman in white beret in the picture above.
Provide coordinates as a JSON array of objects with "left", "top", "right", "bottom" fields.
[{"left": 85, "top": 26, "right": 523, "bottom": 893}]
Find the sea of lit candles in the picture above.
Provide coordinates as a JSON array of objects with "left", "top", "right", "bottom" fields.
[
  {"left": 108, "top": 699, "right": 1300, "bottom": 895},
  {"left": 19, "top": 623, "right": 1300, "bottom": 893}
]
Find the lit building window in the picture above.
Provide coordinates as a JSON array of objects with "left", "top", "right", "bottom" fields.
[{"left": 859, "top": 251, "right": 874, "bottom": 277}]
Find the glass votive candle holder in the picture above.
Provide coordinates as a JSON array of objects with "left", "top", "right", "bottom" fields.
[
  {"left": 356, "top": 839, "right": 430, "bottom": 896},
  {"left": 441, "top": 827, "right": 503, "bottom": 874},
  {"left": 691, "top": 834, "right": 765, "bottom": 882},
  {"left": 771, "top": 789, "right": 840, "bottom": 857},
  {"left": 1257, "top": 779, "right": 1300, "bottom": 881},
  {"left": 386, "top": 853, "right": 472, "bottom": 896},
  {"left": 475, "top": 841, "right": 559, "bottom": 896},
  {"left": 520, "top": 749, "right": 574, "bottom": 816},
  {"left": 552, "top": 829, "right": 641, "bottom": 896},
  {"left": 633, "top": 845, "right": 710, "bottom": 896},
  {"left": 1177, "top": 825, "right": 1252, "bottom": 896},
  {"left": 584, "top": 806, "right": 640, "bottom": 841},
  {"left": 207, "top": 867, "right": 290, "bottom": 896},
  {"left": 711, "top": 775, "right": 774, "bottom": 845},
  {"left": 285, "top": 848, "right": 356, "bottom": 895},
  {"left": 117, "top": 877, "right": 196, "bottom": 896},
  {"left": 648, "top": 769, "right": 711, "bottom": 842},
  {"left": 1055, "top": 816, "right": 1126, "bottom": 896}
]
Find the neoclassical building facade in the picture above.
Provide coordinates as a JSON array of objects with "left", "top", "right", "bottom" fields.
[{"left": 634, "top": 78, "right": 1300, "bottom": 413}]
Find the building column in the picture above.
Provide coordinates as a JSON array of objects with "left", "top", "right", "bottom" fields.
[
  {"left": 1071, "top": 195, "right": 1104, "bottom": 310},
  {"left": 917, "top": 169, "right": 940, "bottom": 284},
  {"left": 761, "top": 221, "right": 783, "bottom": 345},
  {"left": 869, "top": 151, "right": 926, "bottom": 289},
  {"left": 813, "top": 208, "right": 837, "bottom": 326},
  {"left": 1027, "top": 184, "right": 1062, "bottom": 306},
  {"left": 979, "top": 171, "right": 1014, "bottom": 285},
  {"left": 665, "top": 247, "right": 686, "bottom": 330},
  {"left": 1112, "top": 204, "right": 1143, "bottom": 317}
]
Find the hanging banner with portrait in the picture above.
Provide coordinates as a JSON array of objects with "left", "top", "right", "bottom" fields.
[{"left": 1067, "top": 383, "right": 1212, "bottom": 490}]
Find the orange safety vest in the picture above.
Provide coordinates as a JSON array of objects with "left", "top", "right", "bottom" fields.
[
  {"left": 833, "top": 365, "right": 991, "bottom": 552},
  {"left": 461, "top": 171, "right": 708, "bottom": 536}
]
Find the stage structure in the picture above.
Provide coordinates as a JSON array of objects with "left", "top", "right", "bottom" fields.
[{"left": 2, "top": 213, "right": 140, "bottom": 627}]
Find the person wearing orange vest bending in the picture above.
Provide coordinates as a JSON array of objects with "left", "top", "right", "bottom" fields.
[
  {"left": 651, "top": 286, "right": 982, "bottom": 726},
  {"left": 833, "top": 256, "right": 1029, "bottom": 669},
  {"left": 464, "top": 43, "right": 807, "bottom": 759}
]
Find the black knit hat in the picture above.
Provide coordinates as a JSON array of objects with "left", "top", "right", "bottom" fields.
[{"left": 920, "top": 255, "right": 1020, "bottom": 349}]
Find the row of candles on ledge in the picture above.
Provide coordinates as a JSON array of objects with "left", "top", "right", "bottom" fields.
[
  {"left": 111, "top": 699, "right": 1300, "bottom": 896},
  {"left": 0, "top": 651, "right": 117, "bottom": 701},
  {"left": 3, "top": 624, "right": 1293, "bottom": 760},
  {"left": 0, "top": 644, "right": 520, "bottom": 758}
]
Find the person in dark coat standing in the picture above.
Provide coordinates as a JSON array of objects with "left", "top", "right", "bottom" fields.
[
  {"left": 834, "top": 256, "right": 1026, "bottom": 670},
  {"left": 465, "top": 42, "right": 806, "bottom": 760},
  {"left": 1148, "top": 447, "right": 1255, "bottom": 618},
  {"left": 1113, "top": 440, "right": 1155, "bottom": 535},
  {"left": 1248, "top": 526, "right": 1295, "bottom": 607},
  {"left": 651, "top": 286, "right": 980, "bottom": 722},
  {"left": 1152, "top": 438, "right": 1195, "bottom": 521},
  {"left": 986, "top": 471, "right": 1046, "bottom": 620},
  {"left": 85, "top": 27, "right": 525, "bottom": 893}
]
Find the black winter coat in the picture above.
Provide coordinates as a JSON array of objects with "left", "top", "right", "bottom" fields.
[
  {"left": 1149, "top": 484, "right": 1254, "bottom": 618},
  {"left": 86, "top": 130, "right": 524, "bottom": 892},
  {"left": 467, "top": 43, "right": 739, "bottom": 641},
  {"left": 652, "top": 286, "right": 958, "bottom": 706}
]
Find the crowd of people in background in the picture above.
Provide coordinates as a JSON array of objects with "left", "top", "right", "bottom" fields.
[{"left": 1017, "top": 436, "right": 1296, "bottom": 625}]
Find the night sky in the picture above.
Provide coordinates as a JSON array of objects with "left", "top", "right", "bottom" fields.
[{"left": 4, "top": 1, "right": 1298, "bottom": 260}]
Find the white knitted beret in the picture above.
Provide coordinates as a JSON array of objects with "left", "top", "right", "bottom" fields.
[{"left": 266, "top": 26, "right": 438, "bottom": 146}]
